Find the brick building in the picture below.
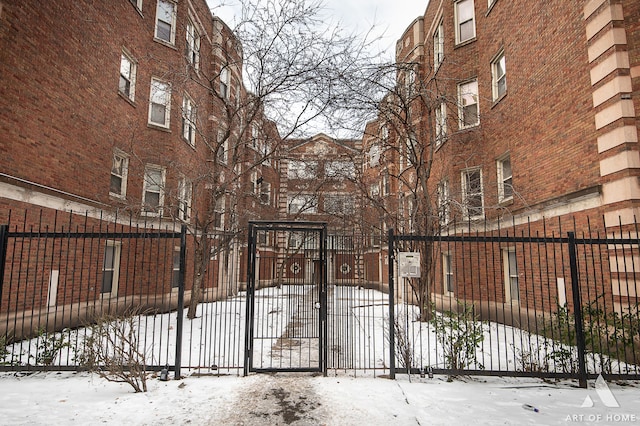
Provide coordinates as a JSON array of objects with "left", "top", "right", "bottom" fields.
[
  {"left": 0, "top": 0, "right": 280, "bottom": 331},
  {"left": 363, "top": 0, "right": 640, "bottom": 315}
]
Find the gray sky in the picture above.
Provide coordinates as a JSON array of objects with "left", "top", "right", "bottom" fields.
[{"left": 209, "top": 0, "right": 429, "bottom": 60}]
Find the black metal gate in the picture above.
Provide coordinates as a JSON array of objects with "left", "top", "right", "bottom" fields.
[{"left": 244, "top": 221, "right": 327, "bottom": 374}]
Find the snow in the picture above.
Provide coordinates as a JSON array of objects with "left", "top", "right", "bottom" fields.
[
  {"left": 2, "top": 286, "right": 640, "bottom": 425},
  {"left": 1, "top": 370, "right": 639, "bottom": 425}
]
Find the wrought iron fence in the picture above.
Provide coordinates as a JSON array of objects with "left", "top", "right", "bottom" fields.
[{"left": 1, "top": 210, "right": 639, "bottom": 386}]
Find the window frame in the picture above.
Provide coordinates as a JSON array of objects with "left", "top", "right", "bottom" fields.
[
  {"left": 220, "top": 66, "right": 230, "bottom": 100},
  {"left": 461, "top": 167, "right": 484, "bottom": 220},
  {"left": 142, "top": 164, "right": 166, "bottom": 217},
  {"left": 177, "top": 176, "right": 192, "bottom": 222},
  {"left": 437, "top": 179, "right": 450, "bottom": 226},
  {"left": 325, "top": 160, "right": 356, "bottom": 180},
  {"left": 435, "top": 101, "right": 447, "bottom": 147},
  {"left": 101, "top": 241, "right": 121, "bottom": 297},
  {"left": 503, "top": 248, "right": 519, "bottom": 303},
  {"left": 182, "top": 93, "right": 196, "bottom": 146},
  {"left": 458, "top": 79, "right": 479, "bottom": 129},
  {"left": 454, "top": 0, "right": 476, "bottom": 45},
  {"left": 148, "top": 78, "right": 172, "bottom": 128},
  {"left": 155, "top": 0, "right": 177, "bottom": 45},
  {"left": 443, "top": 252, "right": 454, "bottom": 294},
  {"left": 324, "top": 193, "right": 355, "bottom": 215},
  {"left": 185, "top": 18, "right": 201, "bottom": 69},
  {"left": 217, "top": 130, "right": 228, "bottom": 164},
  {"left": 288, "top": 194, "right": 318, "bottom": 214},
  {"left": 109, "top": 150, "right": 129, "bottom": 199},
  {"left": 171, "top": 247, "right": 181, "bottom": 289},
  {"left": 491, "top": 50, "right": 507, "bottom": 101},
  {"left": 497, "top": 153, "right": 513, "bottom": 203},
  {"left": 119, "top": 50, "right": 137, "bottom": 102},
  {"left": 433, "top": 19, "right": 444, "bottom": 70}
]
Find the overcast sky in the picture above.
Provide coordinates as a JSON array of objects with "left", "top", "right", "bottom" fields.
[{"left": 209, "top": 0, "right": 429, "bottom": 60}]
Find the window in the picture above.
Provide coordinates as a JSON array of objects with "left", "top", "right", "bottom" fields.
[
  {"left": 142, "top": 165, "right": 165, "bottom": 216},
  {"left": 461, "top": 168, "right": 484, "bottom": 220},
  {"left": 110, "top": 150, "right": 129, "bottom": 198},
  {"left": 324, "top": 194, "right": 354, "bottom": 215},
  {"left": 382, "top": 172, "right": 390, "bottom": 196},
  {"left": 380, "top": 124, "right": 389, "bottom": 142},
  {"left": 171, "top": 248, "right": 181, "bottom": 288},
  {"left": 217, "top": 130, "right": 228, "bottom": 164},
  {"left": 130, "top": 0, "right": 143, "bottom": 12},
  {"left": 504, "top": 249, "right": 519, "bottom": 302},
  {"left": 177, "top": 177, "right": 192, "bottom": 221},
  {"left": 155, "top": 0, "right": 176, "bottom": 44},
  {"left": 458, "top": 79, "right": 479, "bottom": 128},
  {"left": 214, "top": 196, "right": 225, "bottom": 229},
  {"left": 101, "top": 241, "right": 121, "bottom": 296},
  {"left": 404, "top": 137, "right": 416, "bottom": 167},
  {"left": 368, "top": 144, "right": 380, "bottom": 167},
  {"left": 259, "top": 180, "right": 271, "bottom": 205},
  {"left": 497, "top": 154, "right": 513, "bottom": 202},
  {"left": 251, "top": 123, "right": 259, "bottom": 149},
  {"left": 488, "top": 0, "right": 497, "bottom": 9},
  {"left": 182, "top": 94, "right": 196, "bottom": 146},
  {"left": 220, "top": 66, "right": 230, "bottom": 99},
  {"left": 455, "top": 0, "right": 476, "bottom": 44},
  {"left": 370, "top": 183, "right": 380, "bottom": 198},
  {"left": 186, "top": 19, "right": 200, "bottom": 69},
  {"left": 288, "top": 160, "right": 317, "bottom": 179},
  {"left": 288, "top": 195, "right": 318, "bottom": 214},
  {"left": 149, "top": 78, "right": 171, "bottom": 128},
  {"left": 433, "top": 20, "right": 444, "bottom": 69},
  {"left": 443, "top": 253, "right": 454, "bottom": 293},
  {"left": 437, "top": 179, "right": 450, "bottom": 226},
  {"left": 325, "top": 161, "right": 356, "bottom": 180},
  {"left": 119, "top": 51, "right": 136, "bottom": 101},
  {"left": 492, "top": 51, "right": 507, "bottom": 101},
  {"left": 435, "top": 101, "right": 447, "bottom": 147}
]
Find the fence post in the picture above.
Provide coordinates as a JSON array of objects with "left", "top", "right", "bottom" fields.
[
  {"left": 244, "top": 223, "right": 256, "bottom": 377},
  {"left": 0, "top": 225, "right": 8, "bottom": 305},
  {"left": 174, "top": 225, "right": 187, "bottom": 380},
  {"left": 568, "top": 232, "right": 588, "bottom": 388},
  {"left": 388, "top": 228, "right": 396, "bottom": 379}
]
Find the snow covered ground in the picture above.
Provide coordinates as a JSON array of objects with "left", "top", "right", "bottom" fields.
[
  {"left": 1, "top": 370, "right": 639, "bottom": 425},
  {"left": 2, "top": 285, "right": 640, "bottom": 425}
]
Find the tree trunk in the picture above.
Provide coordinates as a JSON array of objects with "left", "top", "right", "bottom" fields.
[{"left": 187, "top": 240, "right": 207, "bottom": 319}]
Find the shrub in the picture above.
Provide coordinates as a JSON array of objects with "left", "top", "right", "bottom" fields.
[{"left": 76, "top": 310, "right": 149, "bottom": 393}]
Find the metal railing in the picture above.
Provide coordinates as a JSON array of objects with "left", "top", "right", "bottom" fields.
[{"left": 1, "top": 210, "right": 639, "bottom": 386}]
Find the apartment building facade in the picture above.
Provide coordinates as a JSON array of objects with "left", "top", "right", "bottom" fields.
[
  {"left": 364, "top": 0, "right": 640, "bottom": 313},
  {"left": 0, "top": 0, "right": 280, "bottom": 322}
]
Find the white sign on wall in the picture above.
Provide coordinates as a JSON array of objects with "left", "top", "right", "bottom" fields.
[{"left": 398, "top": 252, "right": 421, "bottom": 278}]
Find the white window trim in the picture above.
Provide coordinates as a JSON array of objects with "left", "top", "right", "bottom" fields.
[
  {"left": 217, "top": 130, "right": 228, "bottom": 164},
  {"left": 142, "top": 165, "right": 166, "bottom": 217},
  {"left": 177, "top": 177, "right": 192, "bottom": 222},
  {"left": 437, "top": 179, "right": 450, "bottom": 226},
  {"left": 503, "top": 248, "right": 519, "bottom": 303},
  {"left": 119, "top": 50, "right": 137, "bottom": 102},
  {"left": 186, "top": 18, "right": 201, "bottom": 69},
  {"left": 220, "top": 66, "right": 230, "bottom": 100},
  {"left": 182, "top": 93, "right": 196, "bottom": 146},
  {"left": 461, "top": 167, "right": 484, "bottom": 220},
  {"left": 101, "top": 241, "right": 121, "bottom": 297},
  {"left": 435, "top": 101, "right": 447, "bottom": 147},
  {"left": 288, "top": 194, "right": 318, "bottom": 214},
  {"left": 491, "top": 50, "right": 507, "bottom": 101},
  {"left": 443, "top": 253, "right": 454, "bottom": 294},
  {"left": 155, "top": 0, "right": 177, "bottom": 45},
  {"left": 454, "top": 0, "right": 476, "bottom": 45},
  {"left": 130, "top": 0, "right": 143, "bottom": 12},
  {"left": 148, "top": 78, "right": 172, "bottom": 128},
  {"left": 497, "top": 154, "right": 513, "bottom": 203},
  {"left": 259, "top": 180, "right": 271, "bottom": 205},
  {"left": 110, "top": 149, "right": 129, "bottom": 199},
  {"left": 458, "top": 79, "right": 479, "bottom": 129},
  {"left": 214, "top": 197, "right": 225, "bottom": 230},
  {"left": 433, "top": 19, "right": 444, "bottom": 70}
]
